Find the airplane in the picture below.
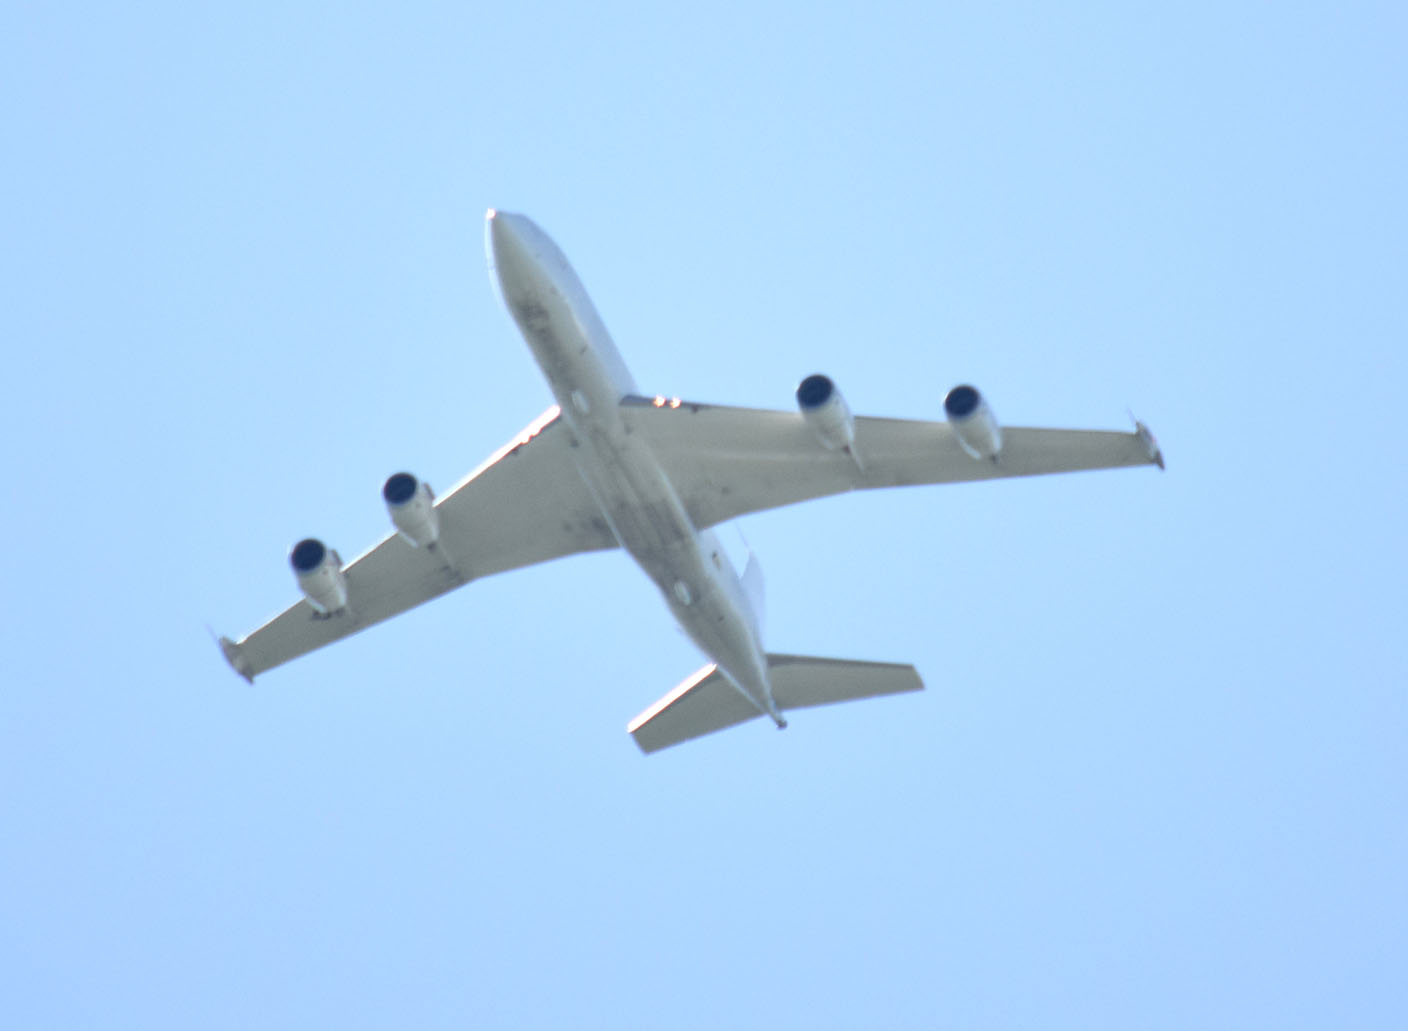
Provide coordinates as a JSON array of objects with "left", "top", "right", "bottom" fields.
[{"left": 219, "top": 210, "right": 1164, "bottom": 753}]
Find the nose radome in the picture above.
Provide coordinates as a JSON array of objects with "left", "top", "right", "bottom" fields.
[
  {"left": 486, "top": 209, "right": 535, "bottom": 266},
  {"left": 486, "top": 207, "right": 510, "bottom": 251}
]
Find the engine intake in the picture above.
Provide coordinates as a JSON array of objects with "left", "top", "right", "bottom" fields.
[
  {"left": 796, "top": 373, "right": 855, "bottom": 451},
  {"left": 944, "top": 384, "right": 1002, "bottom": 461},
  {"left": 290, "top": 537, "right": 348, "bottom": 614},
  {"left": 383, "top": 472, "right": 440, "bottom": 547}
]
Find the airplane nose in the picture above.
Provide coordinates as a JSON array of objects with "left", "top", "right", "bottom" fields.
[
  {"left": 486, "top": 208, "right": 532, "bottom": 270},
  {"left": 486, "top": 207, "right": 508, "bottom": 254}
]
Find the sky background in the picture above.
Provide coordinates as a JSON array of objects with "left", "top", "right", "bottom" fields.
[{"left": 3, "top": 2, "right": 1405, "bottom": 1027}]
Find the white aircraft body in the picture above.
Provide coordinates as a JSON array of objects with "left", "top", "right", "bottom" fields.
[{"left": 220, "top": 210, "right": 1163, "bottom": 752}]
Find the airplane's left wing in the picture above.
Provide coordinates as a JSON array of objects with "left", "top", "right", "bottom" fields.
[
  {"left": 620, "top": 396, "right": 1162, "bottom": 530},
  {"left": 220, "top": 406, "right": 618, "bottom": 681}
]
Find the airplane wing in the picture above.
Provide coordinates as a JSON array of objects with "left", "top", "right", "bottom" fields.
[
  {"left": 619, "top": 397, "right": 1162, "bottom": 530},
  {"left": 220, "top": 406, "right": 618, "bottom": 680}
]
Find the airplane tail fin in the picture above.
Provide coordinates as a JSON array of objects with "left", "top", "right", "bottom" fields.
[{"left": 628, "top": 653, "right": 923, "bottom": 754}]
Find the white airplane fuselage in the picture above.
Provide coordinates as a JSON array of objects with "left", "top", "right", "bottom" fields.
[{"left": 487, "top": 211, "right": 784, "bottom": 726}]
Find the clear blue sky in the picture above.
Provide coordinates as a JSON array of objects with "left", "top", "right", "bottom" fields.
[{"left": 4, "top": 2, "right": 1405, "bottom": 1027}]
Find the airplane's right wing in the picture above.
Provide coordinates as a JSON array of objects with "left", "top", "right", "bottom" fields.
[
  {"left": 620, "top": 397, "right": 1162, "bottom": 530},
  {"left": 220, "top": 406, "right": 618, "bottom": 681}
]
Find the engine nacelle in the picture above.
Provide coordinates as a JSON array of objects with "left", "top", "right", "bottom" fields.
[
  {"left": 383, "top": 472, "right": 440, "bottom": 547},
  {"left": 944, "top": 384, "right": 1002, "bottom": 461},
  {"left": 290, "top": 538, "right": 348, "bottom": 614},
  {"left": 796, "top": 373, "right": 855, "bottom": 451}
]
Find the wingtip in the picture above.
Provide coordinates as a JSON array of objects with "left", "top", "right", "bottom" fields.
[
  {"left": 1131, "top": 416, "right": 1165, "bottom": 471},
  {"left": 217, "top": 634, "right": 255, "bottom": 684}
]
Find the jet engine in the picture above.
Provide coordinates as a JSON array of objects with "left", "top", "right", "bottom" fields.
[
  {"left": 795, "top": 373, "right": 855, "bottom": 451},
  {"left": 944, "top": 384, "right": 1002, "bottom": 461},
  {"left": 290, "top": 538, "right": 348, "bottom": 614},
  {"left": 383, "top": 472, "right": 440, "bottom": 547}
]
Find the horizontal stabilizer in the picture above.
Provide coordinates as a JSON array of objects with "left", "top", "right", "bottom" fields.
[{"left": 628, "top": 653, "right": 923, "bottom": 754}]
